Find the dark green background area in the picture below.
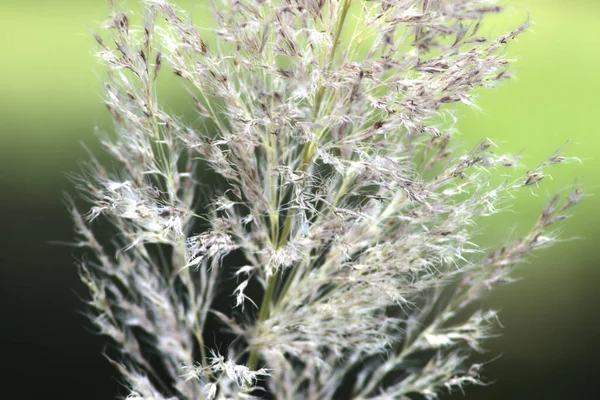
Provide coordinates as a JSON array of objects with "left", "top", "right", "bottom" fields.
[{"left": 1, "top": 0, "right": 598, "bottom": 398}]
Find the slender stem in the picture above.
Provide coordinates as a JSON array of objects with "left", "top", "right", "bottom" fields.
[
  {"left": 276, "top": 175, "right": 351, "bottom": 304},
  {"left": 247, "top": 273, "right": 277, "bottom": 370},
  {"left": 246, "top": 0, "right": 353, "bottom": 372},
  {"left": 280, "top": 0, "right": 353, "bottom": 246},
  {"left": 247, "top": 132, "right": 281, "bottom": 372},
  {"left": 312, "top": 0, "right": 352, "bottom": 119}
]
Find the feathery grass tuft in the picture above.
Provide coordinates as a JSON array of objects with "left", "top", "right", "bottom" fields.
[{"left": 70, "top": 1, "right": 580, "bottom": 398}]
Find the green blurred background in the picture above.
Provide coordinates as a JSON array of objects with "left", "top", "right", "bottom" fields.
[{"left": 1, "top": 0, "right": 598, "bottom": 398}]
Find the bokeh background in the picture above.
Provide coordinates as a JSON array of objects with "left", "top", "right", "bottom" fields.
[{"left": 1, "top": 0, "right": 598, "bottom": 398}]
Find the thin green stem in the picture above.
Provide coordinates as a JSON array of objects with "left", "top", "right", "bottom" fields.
[
  {"left": 246, "top": 273, "right": 277, "bottom": 370},
  {"left": 281, "top": 0, "right": 353, "bottom": 246},
  {"left": 275, "top": 175, "right": 351, "bottom": 304},
  {"left": 246, "top": 0, "right": 353, "bottom": 372},
  {"left": 312, "top": 0, "right": 352, "bottom": 119}
]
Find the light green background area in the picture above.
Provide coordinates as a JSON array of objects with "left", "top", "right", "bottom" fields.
[{"left": 1, "top": 0, "right": 598, "bottom": 396}]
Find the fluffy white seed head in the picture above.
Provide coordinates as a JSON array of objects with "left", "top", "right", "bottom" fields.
[{"left": 72, "top": 0, "right": 580, "bottom": 399}]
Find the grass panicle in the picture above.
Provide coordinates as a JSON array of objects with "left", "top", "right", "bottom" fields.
[{"left": 70, "top": 1, "right": 580, "bottom": 399}]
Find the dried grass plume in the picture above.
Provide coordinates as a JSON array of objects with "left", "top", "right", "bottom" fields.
[{"left": 69, "top": 0, "right": 581, "bottom": 398}]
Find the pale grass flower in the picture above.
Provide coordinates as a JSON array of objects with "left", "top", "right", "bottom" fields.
[{"left": 70, "top": 0, "right": 580, "bottom": 398}]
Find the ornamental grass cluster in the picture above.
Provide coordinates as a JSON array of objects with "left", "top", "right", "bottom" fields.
[{"left": 69, "top": 0, "right": 581, "bottom": 398}]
